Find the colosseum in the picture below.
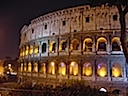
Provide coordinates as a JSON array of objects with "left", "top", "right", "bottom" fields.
[{"left": 19, "top": 4, "right": 128, "bottom": 94}]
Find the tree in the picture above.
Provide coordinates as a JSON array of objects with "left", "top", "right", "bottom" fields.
[{"left": 88, "top": 0, "right": 128, "bottom": 63}]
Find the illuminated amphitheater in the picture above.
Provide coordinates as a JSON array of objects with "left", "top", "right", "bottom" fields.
[{"left": 19, "top": 4, "right": 128, "bottom": 93}]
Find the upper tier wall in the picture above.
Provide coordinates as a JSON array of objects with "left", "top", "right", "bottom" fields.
[{"left": 20, "top": 4, "right": 128, "bottom": 44}]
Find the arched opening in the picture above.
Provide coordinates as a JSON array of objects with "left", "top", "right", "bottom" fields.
[
  {"left": 112, "top": 89, "right": 121, "bottom": 94},
  {"left": 28, "top": 62, "right": 32, "bottom": 72},
  {"left": 69, "top": 62, "right": 78, "bottom": 76},
  {"left": 23, "top": 47, "right": 25, "bottom": 56},
  {"left": 99, "top": 87, "right": 107, "bottom": 92},
  {"left": 83, "top": 62, "right": 93, "bottom": 76},
  {"left": 39, "top": 63, "right": 46, "bottom": 74},
  {"left": 33, "top": 62, "right": 38, "bottom": 72},
  {"left": 25, "top": 46, "right": 29, "bottom": 56},
  {"left": 97, "top": 37, "right": 107, "bottom": 51},
  {"left": 48, "top": 62, "right": 55, "bottom": 75},
  {"left": 20, "top": 49, "right": 23, "bottom": 57},
  {"left": 59, "top": 40, "right": 67, "bottom": 51},
  {"left": 71, "top": 39, "right": 79, "bottom": 51},
  {"left": 112, "top": 37, "right": 121, "bottom": 51},
  {"left": 97, "top": 62, "right": 107, "bottom": 77},
  {"left": 83, "top": 38, "right": 93, "bottom": 52},
  {"left": 112, "top": 63, "right": 122, "bottom": 77},
  {"left": 29, "top": 45, "right": 33, "bottom": 55},
  {"left": 24, "top": 63, "right": 27, "bottom": 72},
  {"left": 20, "top": 63, "right": 23, "bottom": 72},
  {"left": 34, "top": 44, "right": 39, "bottom": 54},
  {"left": 58, "top": 62, "right": 66, "bottom": 75},
  {"left": 49, "top": 41, "right": 56, "bottom": 53},
  {"left": 42, "top": 43, "right": 47, "bottom": 53}
]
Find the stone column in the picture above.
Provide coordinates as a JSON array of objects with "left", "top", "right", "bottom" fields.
[
  {"left": 67, "top": 61, "right": 70, "bottom": 79},
  {"left": 46, "top": 60, "right": 48, "bottom": 79},
  {"left": 56, "top": 61, "right": 58, "bottom": 79},
  {"left": 94, "top": 35, "right": 96, "bottom": 53},
  {"left": 31, "top": 61, "right": 34, "bottom": 78},
  {"left": 107, "top": 35, "right": 111, "bottom": 53},
  {"left": 38, "top": 61, "right": 40, "bottom": 78},
  {"left": 48, "top": 40, "right": 50, "bottom": 56},
  {"left": 26, "top": 61, "right": 28, "bottom": 76},
  {"left": 108, "top": 60, "right": 111, "bottom": 81},
  {"left": 31, "top": 43, "right": 34, "bottom": 57},
  {"left": 93, "top": 60, "right": 96, "bottom": 81},
  {"left": 68, "top": 36, "right": 71, "bottom": 55},
  {"left": 123, "top": 62, "right": 127, "bottom": 82},
  {"left": 81, "top": 36, "right": 83, "bottom": 54},
  {"left": 39, "top": 41, "right": 42, "bottom": 55},
  {"left": 57, "top": 37, "right": 59, "bottom": 56},
  {"left": 78, "top": 60, "right": 82, "bottom": 80}
]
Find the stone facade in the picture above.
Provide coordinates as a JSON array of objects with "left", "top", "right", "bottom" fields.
[{"left": 19, "top": 4, "right": 128, "bottom": 94}]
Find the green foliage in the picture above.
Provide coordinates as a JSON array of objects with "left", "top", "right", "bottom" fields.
[
  {"left": 32, "top": 82, "right": 44, "bottom": 90},
  {"left": 7, "top": 80, "right": 109, "bottom": 96},
  {"left": 19, "top": 81, "right": 33, "bottom": 89}
]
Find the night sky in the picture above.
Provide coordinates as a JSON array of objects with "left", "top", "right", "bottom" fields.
[{"left": 0, "top": 0, "right": 91, "bottom": 59}]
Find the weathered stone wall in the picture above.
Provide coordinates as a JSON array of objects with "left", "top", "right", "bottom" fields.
[
  {"left": 19, "top": 4, "right": 128, "bottom": 94},
  {"left": 19, "top": 5, "right": 128, "bottom": 46}
]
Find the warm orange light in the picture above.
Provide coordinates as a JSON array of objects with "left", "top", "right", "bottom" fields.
[
  {"left": 97, "top": 67, "right": 107, "bottom": 77},
  {"left": 49, "top": 62, "right": 55, "bottom": 75},
  {"left": 97, "top": 63, "right": 107, "bottom": 77},
  {"left": 59, "top": 62, "right": 66, "bottom": 75},
  {"left": 49, "top": 41, "right": 55, "bottom": 53},
  {"left": 20, "top": 63, "right": 23, "bottom": 72},
  {"left": 112, "top": 67, "right": 122, "bottom": 77},
  {"left": 8, "top": 64, "right": 13, "bottom": 72},
  {"left": 0, "top": 61, "right": 4, "bottom": 74},
  {"left": 83, "top": 67, "right": 92, "bottom": 76},
  {"left": 51, "top": 62, "right": 55, "bottom": 66},
  {"left": 73, "top": 67, "right": 78, "bottom": 75},
  {"left": 40, "top": 63, "right": 46, "bottom": 74},
  {"left": 61, "top": 67, "right": 66, "bottom": 75},
  {"left": 23, "top": 51, "right": 25, "bottom": 56},
  {"left": 25, "top": 46, "right": 29, "bottom": 55},
  {"left": 33, "top": 63, "right": 38, "bottom": 72},
  {"left": 59, "top": 40, "right": 66, "bottom": 51},
  {"left": 28, "top": 63, "right": 31, "bottom": 72},
  {"left": 71, "top": 62, "right": 75, "bottom": 66},
  {"left": 34, "top": 44, "right": 39, "bottom": 54},
  {"left": 29, "top": 45, "right": 33, "bottom": 55},
  {"left": 20, "top": 49, "right": 23, "bottom": 56},
  {"left": 70, "top": 62, "right": 78, "bottom": 75},
  {"left": 83, "top": 63, "right": 92, "bottom": 76},
  {"left": 24, "top": 63, "right": 27, "bottom": 72}
]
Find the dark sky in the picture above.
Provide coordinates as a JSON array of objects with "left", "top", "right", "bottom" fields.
[{"left": 0, "top": 0, "right": 90, "bottom": 59}]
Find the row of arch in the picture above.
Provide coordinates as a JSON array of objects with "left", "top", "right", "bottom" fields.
[
  {"left": 99, "top": 87, "right": 122, "bottom": 94},
  {"left": 20, "top": 37, "right": 122, "bottom": 56},
  {"left": 20, "top": 61, "right": 122, "bottom": 78}
]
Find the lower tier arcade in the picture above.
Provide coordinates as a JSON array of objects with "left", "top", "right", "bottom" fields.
[{"left": 19, "top": 54, "right": 128, "bottom": 93}]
